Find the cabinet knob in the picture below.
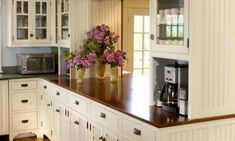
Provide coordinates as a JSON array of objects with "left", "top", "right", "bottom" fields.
[
  {"left": 44, "top": 85, "right": 47, "bottom": 89},
  {"left": 21, "top": 100, "right": 29, "bottom": 103},
  {"left": 56, "top": 92, "right": 60, "bottom": 96},
  {"left": 56, "top": 109, "right": 60, "bottom": 113},
  {"left": 47, "top": 104, "right": 51, "bottom": 107},
  {"left": 67, "top": 34, "right": 70, "bottom": 38},
  {"left": 99, "top": 137, "right": 103, "bottom": 140},
  {"left": 30, "top": 34, "right": 34, "bottom": 37},
  {"left": 75, "top": 100, "right": 79, "bottom": 105},
  {"left": 150, "top": 34, "right": 154, "bottom": 40},
  {"left": 133, "top": 128, "right": 141, "bottom": 136},
  {"left": 100, "top": 112, "right": 106, "bottom": 118},
  {"left": 74, "top": 121, "right": 79, "bottom": 125},
  {"left": 21, "top": 84, "right": 28, "bottom": 87}
]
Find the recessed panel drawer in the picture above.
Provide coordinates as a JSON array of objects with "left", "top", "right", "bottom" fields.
[
  {"left": 12, "top": 92, "right": 37, "bottom": 111},
  {"left": 121, "top": 118, "right": 155, "bottom": 141},
  {"left": 68, "top": 93, "right": 88, "bottom": 115},
  {"left": 10, "top": 79, "right": 38, "bottom": 91},
  {"left": 12, "top": 112, "right": 38, "bottom": 131},
  {"left": 90, "top": 103, "right": 118, "bottom": 130}
]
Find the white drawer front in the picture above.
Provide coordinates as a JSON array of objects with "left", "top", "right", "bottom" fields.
[
  {"left": 41, "top": 80, "right": 52, "bottom": 95},
  {"left": 11, "top": 79, "right": 38, "bottom": 91},
  {"left": 69, "top": 94, "right": 88, "bottom": 115},
  {"left": 12, "top": 92, "right": 37, "bottom": 111},
  {"left": 121, "top": 118, "right": 155, "bottom": 141},
  {"left": 91, "top": 103, "right": 118, "bottom": 130},
  {"left": 12, "top": 112, "right": 38, "bottom": 131}
]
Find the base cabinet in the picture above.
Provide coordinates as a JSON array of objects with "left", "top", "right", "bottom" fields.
[
  {"left": 0, "top": 81, "right": 9, "bottom": 135},
  {"left": 89, "top": 120, "right": 118, "bottom": 141}
]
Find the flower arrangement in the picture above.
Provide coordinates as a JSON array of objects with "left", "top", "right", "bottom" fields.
[
  {"left": 65, "top": 49, "right": 97, "bottom": 70},
  {"left": 103, "top": 49, "right": 126, "bottom": 67},
  {"left": 85, "top": 24, "right": 120, "bottom": 58}
]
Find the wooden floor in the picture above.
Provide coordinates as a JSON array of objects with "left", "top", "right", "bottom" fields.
[{"left": 0, "top": 137, "right": 50, "bottom": 141}]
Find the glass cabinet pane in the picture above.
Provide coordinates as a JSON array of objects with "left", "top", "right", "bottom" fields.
[
  {"left": 42, "top": 2, "right": 47, "bottom": 14},
  {"left": 156, "top": 0, "right": 185, "bottom": 46},
  {"left": 17, "top": 1, "right": 22, "bottom": 13},
  {"left": 36, "top": 2, "right": 40, "bottom": 14},
  {"left": 17, "top": 15, "right": 28, "bottom": 27},
  {"left": 35, "top": 1, "right": 48, "bottom": 40},
  {"left": 23, "top": 1, "right": 28, "bottom": 13},
  {"left": 36, "top": 16, "right": 47, "bottom": 27},
  {"left": 17, "top": 29, "right": 28, "bottom": 40}
]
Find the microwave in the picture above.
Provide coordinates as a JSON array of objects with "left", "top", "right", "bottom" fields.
[{"left": 17, "top": 54, "right": 55, "bottom": 74}]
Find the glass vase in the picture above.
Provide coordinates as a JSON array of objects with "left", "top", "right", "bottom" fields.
[
  {"left": 110, "top": 66, "right": 118, "bottom": 83},
  {"left": 76, "top": 68, "right": 85, "bottom": 84},
  {"left": 96, "top": 61, "right": 106, "bottom": 79}
]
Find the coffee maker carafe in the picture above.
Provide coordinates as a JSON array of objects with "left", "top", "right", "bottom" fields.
[{"left": 160, "top": 65, "right": 179, "bottom": 113}]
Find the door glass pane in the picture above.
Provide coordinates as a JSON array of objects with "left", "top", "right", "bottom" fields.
[
  {"left": 36, "top": 29, "right": 47, "bottom": 39},
  {"left": 62, "top": 29, "right": 69, "bottom": 40},
  {"left": 134, "top": 16, "right": 143, "bottom": 32},
  {"left": 65, "top": 0, "right": 69, "bottom": 12},
  {"left": 17, "top": 15, "right": 28, "bottom": 27},
  {"left": 17, "top": 1, "right": 22, "bottom": 13},
  {"left": 42, "top": 2, "right": 47, "bottom": 14},
  {"left": 134, "top": 52, "right": 142, "bottom": 68},
  {"left": 62, "top": 14, "right": 69, "bottom": 27},
  {"left": 144, "top": 34, "right": 150, "bottom": 50},
  {"left": 144, "top": 16, "right": 150, "bottom": 33},
  {"left": 61, "top": 0, "right": 64, "bottom": 13},
  {"left": 36, "top": 2, "right": 41, "bottom": 14},
  {"left": 156, "top": 0, "right": 184, "bottom": 46},
  {"left": 36, "top": 16, "right": 47, "bottom": 27},
  {"left": 134, "top": 34, "right": 143, "bottom": 50},
  {"left": 17, "top": 29, "right": 28, "bottom": 40},
  {"left": 23, "top": 1, "right": 28, "bottom": 13}
]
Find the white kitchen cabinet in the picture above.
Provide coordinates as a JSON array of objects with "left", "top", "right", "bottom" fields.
[
  {"left": 41, "top": 94, "right": 52, "bottom": 139},
  {"left": 0, "top": 81, "right": 9, "bottom": 136},
  {"left": 70, "top": 110, "right": 89, "bottom": 141},
  {"left": 150, "top": 0, "right": 189, "bottom": 60},
  {"left": 9, "top": 78, "right": 39, "bottom": 141},
  {"left": 89, "top": 120, "right": 119, "bottom": 141},
  {"left": 9, "top": 0, "right": 51, "bottom": 47},
  {"left": 188, "top": 0, "right": 235, "bottom": 119}
]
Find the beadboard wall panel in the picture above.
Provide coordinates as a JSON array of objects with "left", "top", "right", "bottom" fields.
[
  {"left": 91, "top": 0, "right": 122, "bottom": 49},
  {"left": 158, "top": 119, "right": 235, "bottom": 141},
  {"left": 189, "top": 0, "right": 235, "bottom": 118}
]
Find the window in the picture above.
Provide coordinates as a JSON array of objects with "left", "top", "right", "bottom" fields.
[{"left": 133, "top": 15, "right": 150, "bottom": 75}]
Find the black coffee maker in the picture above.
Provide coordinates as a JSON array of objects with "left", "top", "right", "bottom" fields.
[{"left": 160, "top": 64, "right": 179, "bottom": 113}]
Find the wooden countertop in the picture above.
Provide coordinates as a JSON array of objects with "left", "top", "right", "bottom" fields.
[{"left": 42, "top": 74, "right": 235, "bottom": 128}]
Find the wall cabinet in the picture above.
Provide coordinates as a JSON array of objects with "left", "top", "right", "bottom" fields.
[
  {"left": 150, "top": 0, "right": 189, "bottom": 60},
  {"left": 0, "top": 81, "right": 9, "bottom": 136},
  {"left": 9, "top": 0, "right": 51, "bottom": 47}
]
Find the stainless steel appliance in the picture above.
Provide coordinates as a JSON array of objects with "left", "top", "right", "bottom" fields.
[
  {"left": 17, "top": 54, "right": 55, "bottom": 74},
  {"left": 159, "top": 64, "right": 188, "bottom": 113}
]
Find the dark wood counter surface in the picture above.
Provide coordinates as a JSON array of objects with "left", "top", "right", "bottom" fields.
[{"left": 41, "top": 74, "right": 235, "bottom": 128}]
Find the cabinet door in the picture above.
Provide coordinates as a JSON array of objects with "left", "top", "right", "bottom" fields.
[
  {"left": 70, "top": 110, "right": 89, "bottom": 141},
  {"left": 13, "top": 0, "right": 30, "bottom": 43},
  {"left": 150, "top": 0, "right": 189, "bottom": 59},
  {"left": 89, "top": 121, "right": 103, "bottom": 141},
  {"left": 57, "top": 0, "right": 70, "bottom": 47},
  {"left": 33, "top": 0, "right": 51, "bottom": 43},
  {"left": 52, "top": 102, "right": 62, "bottom": 141},
  {"left": 41, "top": 95, "right": 52, "bottom": 139},
  {"left": 103, "top": 128, "right": 119, "bottom": 141},
  {"left": 0, "top": 81, "right": 9, "bottom": 135}
]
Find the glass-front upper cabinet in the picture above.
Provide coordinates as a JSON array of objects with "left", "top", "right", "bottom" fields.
[
  {"left": 12, "top": 0, "right": 51, "bottom": 46},
  {"left": 150, "top": 0, "right": 189, "bottom": 56},
  {"left": 34, "top": 0, "right": 50, "bottom": 42},
  {"left": 14, "top": 0, "right": 29, "bottom": 41},
  {"left": 57, "top": 0, "right": 70, "bottom": 47}
]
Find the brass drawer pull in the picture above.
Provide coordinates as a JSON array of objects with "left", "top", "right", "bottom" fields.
[
  {"left": 56, "top": 109, "right": 60, "bottom": 113},
  {"left": 133, "top": 128, "right": 141, "bottom": 136},
  {"left": 21, "top": 120, "right": 29, "bottom": 123},
  {"left": 21, "top": 100, "right": 29, "bottom": 103},
  {"left": 100, "top": 112, "right": 106, "bottom": 118},
  {"left": 21, "top": 84, "right": 28, "bottom": 87}
]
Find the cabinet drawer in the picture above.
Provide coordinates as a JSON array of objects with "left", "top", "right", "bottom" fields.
[
  {"left": 41, "top": 80, "right": 52, "bottom": 95},
  {"left": 12, "top": 112, "right": 38, "bottom": 131},
  {"left": 11, "top": 79, "right": 38, "bottom": 91},
  {"left": 53, "top": 88, "right": 66, "bottom": 103},
  {"left": 68, "top": 94, "right": 88, "bottom": 115},
  {"left": 121, "top": 118, "right": 155, "bottom": 141},
  {"left": 12, "top": 92, "right": 37, "bottom": 111},
  {"left": 90, "top": 103, "right": 118, "bottom": 130}
]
